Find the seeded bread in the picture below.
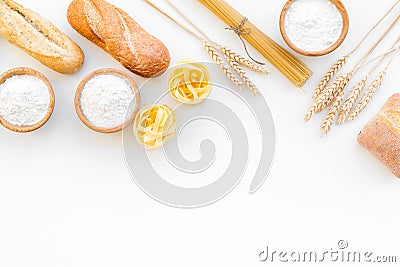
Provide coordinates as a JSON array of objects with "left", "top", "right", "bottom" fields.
[
  {"left": 357, "top": 94, "right": 400, "bottom": 178},
  {"left": 0, "top": 0, "right": 84, "bottom": 74},
  {"left": 67, "top": 0, "right": 170, "bottom": 78}
]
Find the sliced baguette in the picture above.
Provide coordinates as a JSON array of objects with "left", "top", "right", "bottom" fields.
[
  {"left": 0, "top": 0, "right": 84, "bottom": 74},
  {"left": 67, "top": 0, "right": 170, "bottom": 78}
]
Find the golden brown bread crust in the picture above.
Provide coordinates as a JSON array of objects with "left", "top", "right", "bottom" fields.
[
  {"left": 67, "top": 0, "right": 170, "bottom": 78},
  {"left": 357, "top": 94, "right": 400, "bottom": 178},
  {"left": 0, "top": 0, "right": 84, "bottom": 74}
]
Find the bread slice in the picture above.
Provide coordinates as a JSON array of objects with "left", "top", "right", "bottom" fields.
[
  {"left": 0, "top": 0, "right": 84, "bottom": 74},
  {"left": 358, "top": 93, "right": 400, "bottom": 178}
]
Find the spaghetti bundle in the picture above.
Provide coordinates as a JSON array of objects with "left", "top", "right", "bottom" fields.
[{"left": 199, "top": 0, "right": 312, "bottom": 87}]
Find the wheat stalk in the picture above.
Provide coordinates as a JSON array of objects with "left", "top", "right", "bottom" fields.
[
  {"left": 305, "top": 73, "right": 350, "bottom": 122},
  {"left": 219, "top": 45, "right": 270, "bottom": 74},
  {"left": 348, "top": 70, "right": 387, "bottom": 121},
  {"left": 321, "top": 88, "right": 345, "bottom": 135},
  {"left": 312, "top": 55, "right": 349, "bottom": 100},
  {"left": 227, "top": 57, "right": 259, "bottom": 95},
  {"left": 336, "top": 75, "right": 369, "bottom": 125},
  {"left": 203, "top": 42, "right": 242, "bottom": 86}
]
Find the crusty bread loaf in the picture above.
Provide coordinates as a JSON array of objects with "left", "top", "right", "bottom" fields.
[
  {"left": 357, "top": 93, "right": 400, "bottom": 178},
  {"left": 67, "top": 0, "right": 170, "bottom": 78},
  {"left": 0, "top": 0, "right": 84, "bottom": 74}
]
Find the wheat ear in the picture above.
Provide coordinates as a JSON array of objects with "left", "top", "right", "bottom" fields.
[
  {"left": 312, "top": 55, "right": 349, "bottom": 100},
  {"left": 219, "top": 45, "right": 270, "bottom": 74},
  {"left": 321, "top": 88, "right": 345, "bottom": 135},
  {"left": 203, "top": 42, "right": 242, "bottom": 86},
  {"left": 227, "top": 58, "right": 259, "bottom": 95},
  {"left": 305, "top": 73, "right": 350, "bottom": 122},
  {"left": 336, "top": 75, "right": 369, "bottom": 125},
  {"left": 348, "top": 70, "right": 387, "bottom": 121}
]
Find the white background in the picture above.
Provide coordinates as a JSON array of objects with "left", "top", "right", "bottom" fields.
[{"left": 1, "top": 0, "right": 400, "bottom": 266}]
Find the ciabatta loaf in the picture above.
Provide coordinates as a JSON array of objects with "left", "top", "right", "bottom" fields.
[
  {"left": 0, "top": 0, "right": 84, "bottom": 74},
  {"left": 67, "top": 0, "right": 170, "bottom": 78},
  {"left": 358, "top": 94, "right": 400, "bottom": 178}
]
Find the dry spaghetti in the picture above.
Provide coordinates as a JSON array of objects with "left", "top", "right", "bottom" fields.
[{"left": 199, "top": 0, "right": 312, "bottom": 87}]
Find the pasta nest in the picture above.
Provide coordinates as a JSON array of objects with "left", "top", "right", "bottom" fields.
[
  {"left": 134, "top": 105, "right": 176, "bottom": 150},
  {"left": 168, "top": 59, "right": 211, "bottom": 105}
]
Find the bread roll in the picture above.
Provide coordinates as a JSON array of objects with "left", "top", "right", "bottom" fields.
[
  {"left": 357, "top": 93, "right": 400, "bottom": 178},
  {"left": 0, "top": 0, "right": 84, "bottom": 74},
  {"left": 67, "top": 0, "right": 170, "bottom": 78}
]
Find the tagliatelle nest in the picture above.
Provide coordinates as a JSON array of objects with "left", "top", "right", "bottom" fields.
[
  {"left": 134, "top": 105, "right": 176, "bottom": 150},
  {"left": 168, "top": 59, "right": 212, "bottom": 105}
]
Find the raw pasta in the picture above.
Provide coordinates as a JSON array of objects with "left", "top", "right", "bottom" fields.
[
  {"left": 168, "top": 59, "right": 211, "bottom": 105},
  {"left": 134, "top": 105, "right": 176, "bottom": 150}
]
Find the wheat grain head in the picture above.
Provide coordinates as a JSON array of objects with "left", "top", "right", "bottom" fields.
[
  {"left": 305, "top": 73, "right": 350, "bottom": 122},
  {"left": 219, "top": 45, "right": 270, "bottom": 74},
  {"left": 348, "top": 70, "right": 386, "bottom": 121},
  {"left": 203, "top": 42, "right": 242, "bottom": 87},
  {"left": 227, "top": 57, "right": 259, "bottom": 95},
  {"left": 312, "top": 55, "right": 349, "bottom": 100},
  {"left": 321, "top": 88, "right": 345, "bottom": 135},
  {"left": 337, "top": 75, "right": 369, "bottom": 125}
]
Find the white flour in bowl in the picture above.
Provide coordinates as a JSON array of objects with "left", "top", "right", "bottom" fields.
[
  {"left": 284, "top": 0, "right": 343, "bottom": 52},
  {"left": 0, "top": 75, "right": 50, "bottom": 126},
  {"left": 79, "top": 74, "right": 136, "bottom": 129}
]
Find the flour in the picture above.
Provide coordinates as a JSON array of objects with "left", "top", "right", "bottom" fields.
[
  {"left": 284, "top": 0, "right": 343, "bottom": 52},
  {"left": 79, "top": 74, "right": 136, "bottom": 128},
  {"left": 0, "top": 75, "right": 50, "bottom": 126}
]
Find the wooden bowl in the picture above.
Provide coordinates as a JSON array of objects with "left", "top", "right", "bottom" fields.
[
  {"left": 280, "top": 0, "right": 349, "bottom": 56},
  {"left": 75, "top": 68, "right": 141, "bottom": 133},
  {"left": 0, "top": 67, "right": 55, "bottom": 133}
]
